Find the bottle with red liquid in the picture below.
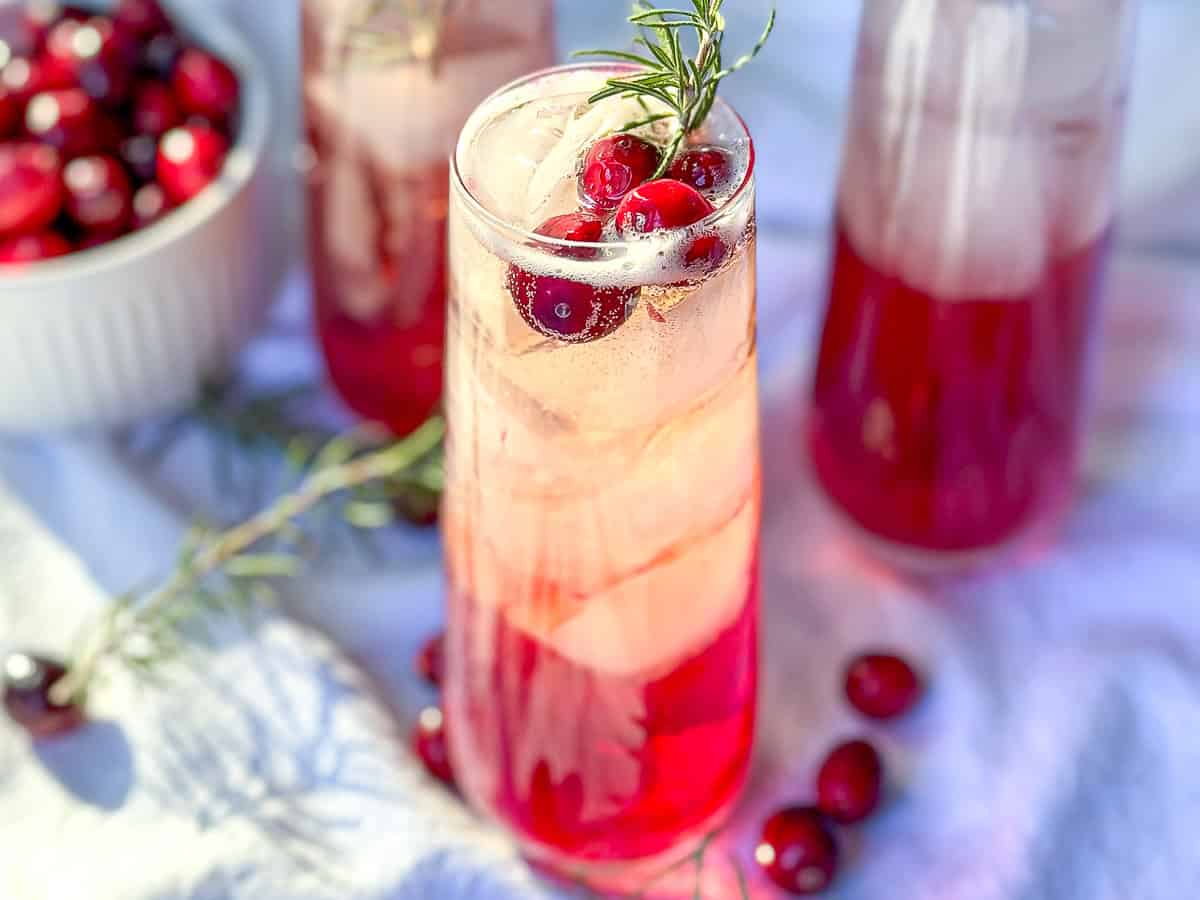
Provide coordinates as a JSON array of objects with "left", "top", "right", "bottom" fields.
[
  {"left": 302, "top": 0, "right": 555, "bottom": 435},
  {"left": 809, "top": 0, "right": 1138, "bottom": 566}
]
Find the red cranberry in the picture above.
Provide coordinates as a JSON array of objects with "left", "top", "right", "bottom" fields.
[
  {"left": 579, "top": 133, "right": 661, "bottom": 211},
  {"left": 0, "top": 142, "right": 62, "bottom": 236},
  {"left": 45, "top": 17, "right": 135, "bottom": 107},
  {"left": 756, "top": 807, "right": 839, "bottom": 895},
  {"left": 615, "top": 178, "right": 727, "bottom": 274},
  {"left": 22, "top": 1, "right": 88, "bottom": 53},
  {"left": 615, "top": 178, "right": 715, "bottom": 234},
  {"left": 76, "top": 227, "right": 126, "bottom": 251},
  {"left": 63, "top": 154, "right": 132, "bottom": 232},
  {"left": 0, "top": 84, "right": 19, "bottom": 137},
  {"left": 505, "top": 212, "right": 637, "bottom": 344},
  {"left": 845, "top": 652, "right": 924, "bottom": 720},
  {"left": 172, "top": 48, "right": 238, "bottom": 124},
  {"left": 667, "top": 145, "right": 734, "bottom": 193},
  {"left": 2, "top": 55, "right": 72, "bottom": 105},
  {"left": 139, "top": 32, "right": 182, "bottom": 79},
  {"left": 25, "top": 88, "right": 101, "bottom": 156},
  {"left": 416, "top": 633, "right": 445, "bottom": 688},
  {"left": 131, "top": 181, "right": 169, "bottom": 228},
  {"left": 119, "top": 132, "right": 157, "bottom": 181},
  {"left": 817, "top": 739, "right": 884, "bottom": 824},
  {"left": 2, "top": 652, "right": 84, "bottom": 736},
  {"left": 411, "top": 706, "right": 454, "bottom": 786},
  {"left": 131, "top": 79, "right": 180, "bottom": 136},
  {"left": 156, "top": 123, "right": 228, "bottom": 204},
  {"left": 113, "top": 0, "right": 171, "bottom": 42},
  {"left": 0, "top": 230, "right": 72, "bottom": 263}
]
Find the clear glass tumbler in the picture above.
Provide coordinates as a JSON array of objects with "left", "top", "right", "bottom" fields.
[
  {"left": 443, "top": 64, "right": 760, "bottom": 887},
  {"left": 302, "top": 0, "right": 555, "bottom": 435},
  {"left": 808, "top": 0, "right": 1138, "bottom": 565}
]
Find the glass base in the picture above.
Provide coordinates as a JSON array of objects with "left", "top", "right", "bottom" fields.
[{"left": 518, "top": 803, "right": 736, "bottom": 897}]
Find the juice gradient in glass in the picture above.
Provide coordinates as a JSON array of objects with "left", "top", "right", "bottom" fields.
[
  {"left": 302, "top": 0, "right": 554, "bottom": 434},
  {"left": 809, "top": 0, "right": 1136, "bottom": 561},
  {"left": 443, "top": 65, "right": 760, "bottom": 879}
]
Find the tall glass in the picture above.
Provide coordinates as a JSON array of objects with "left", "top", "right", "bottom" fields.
[
  {"left": 808, "top": 0, "right": 1137, "bottom": 564},
  {"left": 443, "top": 65, "right": 760, "bottom": 886},
  {"left": 302, "top": 0, "right": 555, "bottom": 435}
]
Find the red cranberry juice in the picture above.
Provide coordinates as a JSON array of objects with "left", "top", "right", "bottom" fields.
[
  {"left": 447, "top": 575, "right": 758, "bottom": 862},
  {"left": 809, "top": 220, "right": 1111, "bottom": 553}
]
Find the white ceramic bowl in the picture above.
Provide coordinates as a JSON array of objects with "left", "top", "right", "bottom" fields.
[{"left": 0, "top": 3, "right": 278, "bottom": 432}]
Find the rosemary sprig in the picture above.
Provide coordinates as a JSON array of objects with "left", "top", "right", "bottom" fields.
[
  {"left": 49, "top": 415, "right": 446, "bottom": 707},
  {"left": 576, "top": 0, "right": 776, "bottom": 176}
]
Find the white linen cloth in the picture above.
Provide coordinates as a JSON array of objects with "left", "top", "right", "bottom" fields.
[{"left": 2, "top": 236, "right": 1200, "bottom": 899}]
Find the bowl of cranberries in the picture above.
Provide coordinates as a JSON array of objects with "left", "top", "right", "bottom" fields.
[{"left": 0, "top": 0, "right": 274, "bottom": 431}]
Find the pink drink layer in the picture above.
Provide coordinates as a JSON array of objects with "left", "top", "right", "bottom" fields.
[
  {"left": 810, "top": 220, "right": 1110, "bottom": 552},
  {"left": 444, "top": 66, "right": 760, "bottom": 870},
  {"left": 302, "top": 3, "right": 554, "bottom": 434}
]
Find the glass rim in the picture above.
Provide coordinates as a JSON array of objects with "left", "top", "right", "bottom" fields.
[{"left": 450, "top": 61, "right": 756, "bottom": 254}]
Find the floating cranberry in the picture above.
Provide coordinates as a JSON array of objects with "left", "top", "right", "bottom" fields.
[
  {"left": 139, "top": 31, "right": 181, "bottom": 79},
  {"left": 113, "top": 0, "right": 171, "bottom": 42},
  {"left": 156, "top": 123, "right": 228, "bottom": 204},
  {"left": 817, "top": 739, "right": 884, "bottom": 824},
  {"left": 756, "top": 807, "right": 839, "bottom": 895},
  {"left": 131, "top": 79, "right": 180, "bottom": 136},
  {"left": 411, "top": 705, "right": 454, "bottom": 786},
  {"left": 172, "top": 47, "right": 238, "bottom": 124},
  {"left": 845, "top": 652, "right": 924, "bottom": 720},
  {"left": 506, "top": 212, "right": 637, "bottom": 343},
  {"left": 25, "top": 88, "right": 101, "bottom": 155},
  {"left": 63, "top": 154, "right": 132, "bottom": 232},
  {"left": 579, "top": 133, "right": 660, "bottom": 211},
  {"left": 615, "top": 178, "right": 714, "bottom": 235},
  {"left": 119, "top": 132, "right": 157, "bottom": 181},
  {"left": 615, "top": 178, "right": 726, "bottom": 274},
  {"left": 45, "top": 17, "right": 136, "bottom": 107},
  {"left": 667, "top": 145, "right": 734, "bottom": 192},
  {"left": 131, "top": 181, "right": 169, "bottom": 228},
  {"left": 416, "top": 633, "right": 445, "bottom": 688},
  {"left": 0, "top": 142, "right": 62, "bottom": 236},
  {"left": 2, "top": 652, "right": 84, "bottom": 736}
]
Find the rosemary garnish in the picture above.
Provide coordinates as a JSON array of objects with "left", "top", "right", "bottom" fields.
[
  {"left": 50, "top": 414, "right": 446, "bottom": 707},
  {"left": 576, "top": 0, "right": 776, "bottom": 177}
]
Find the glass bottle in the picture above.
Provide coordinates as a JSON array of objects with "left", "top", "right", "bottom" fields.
[
  {"left": 302, "top": 0, "right": 555, "bottom": 435},
  {"left": 808, "top": 0, "right": 1138, "bottom": 565}
]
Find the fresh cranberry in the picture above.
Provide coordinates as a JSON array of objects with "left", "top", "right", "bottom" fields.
[
  {"left": 172, "top": 48, "right": 238, "bottom": 124},
  {"left": 2, "top": 652, "right": 84, "bottom": 736},
  {"left": 845, "top": 652, "right": 924, "bottom": 720},
  {"left": 416, "top": 633, "right": 445, "bottom": 688},
  {"left": 615, "top": 178, "right": 727, "bottom": 274},
  {"left": 131, "top": 181, "right": 169, "bottom": 228},
  {"left": 113, "top": 0, "right": 171, "bottom": 42},
  {"left": 2, "top": 55, "right": 72, "bottom": 105},
  {"left": 0, "top": 142, "right": 62, "bottom": 236},
  {"left": 667, "top": 145, "right": 734, "bottom": 192},
  {"left": 0, "top": 230, "right": 71, "bottom": 263},
  {"left": 22, "top": 1, "right": 88, "bottom": 53},
  {"left": 579, "top": 133, "right": 661, "bottom": 211},
  {"left": 156, "top": 123, "right": 228, "bottom": 203},
  {"left": 505, "top": 212, "right": 636, "bottom": 343},
  {"left": 0, "top": 84, "right": 18, "bottom": 137},
  {"left": 756, "top": 807, "right": 839, "bottom": 895},
  {"left": 817, "top": 739, "right": 884, "bottom": 824},
  {"left": 44, "top": 17, "right": 135, "bottom": 107},
  {"left": 119, "top": 132, "right": 157, "bottom": 181},
  {"left": 25, "top": 88, "right": 100, "bottom": 156},
  {"left": 139, "top": 31, "right": 181, "bottom": 79},
  {"left": 131, "top": 79, "right": 180, "bottom": 136},
  {"left": 411, "top": 706, "right": 454, "bottom": 786},
  {"left": 63, "top": 155, "right": 132, "bottom": 232},
  {"left": 615, "top": 178, "right": 714, "bottom": 234}
]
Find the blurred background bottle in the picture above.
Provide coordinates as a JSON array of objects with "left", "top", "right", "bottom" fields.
[
  {"left": 301, "top": 0, "right": 555, "bottom": 434},
  {"left": 808, "top": 0, "right": 1140, "bottom": 565}
]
